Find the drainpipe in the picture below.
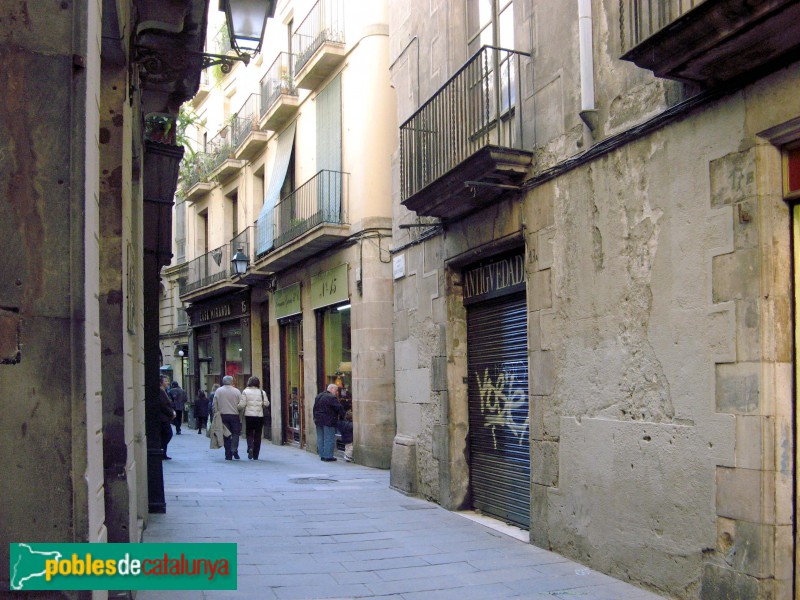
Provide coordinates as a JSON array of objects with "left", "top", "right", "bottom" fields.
[{"left": 578, "top": 0, "right": 599, "bottom": 133}]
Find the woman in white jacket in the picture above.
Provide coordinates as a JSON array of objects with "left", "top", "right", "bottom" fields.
[{"left": 238, "top": 376, "right": 270, "bottom": 460}]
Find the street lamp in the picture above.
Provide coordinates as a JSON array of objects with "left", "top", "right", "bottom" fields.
[
  {"left": 221, "top": 0, "right": 277, "bottom": 57},
  {"left": 231, "top": 247, "right": 250, "bottom": 277}
]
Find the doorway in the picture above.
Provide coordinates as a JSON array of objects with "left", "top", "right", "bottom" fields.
[{"left": 281, "top": 318, "right": 304, "bottom": 446}]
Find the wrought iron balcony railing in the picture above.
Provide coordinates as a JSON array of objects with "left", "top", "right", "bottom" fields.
[
  {"left": 400, "top": 46, "right": 527, "bottom": 201},
  {"left": 231, "top": 94, "right": 261, "bottom": 149},
  {"left": 206, "top": 127, "right": 234, "bottom": 173},
  {"left": 620, "top": 0, "right": 704, "bottom": 52},
  {"left": 256, "top": 170, "right": 349, "bottom": 253},
  {"left": 293, "top": 0, "right": 345, "bottom": 74},
  {"left": 261, "top": 53, "right": 298, "bottom": 115},
  {"left": 181, "top": 243, "right": 231, "bottom": 295},
  {"left": 180, "top": 151, "right": 217, "bottom": 192},
  {"left": 229, "top": 225, "right": 256, "bottom": 266}
]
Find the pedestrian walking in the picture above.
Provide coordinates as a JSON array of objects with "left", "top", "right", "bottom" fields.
[
  {"left": 209, "top": 384, "right": 219, "bottom": 422},
  {"left": 194, "top": 389, "right": 209, "bottom": 434},
  {"left": 238, "top": 376, "right": 270, "bottom": 460},
  {"left": 313, "top": 384, "right": 342, "bottom": 462},
  {"left": 159, "top": 375, "right": 176, "bottom": 460},
  {"left": 213, "top": 376, "right": 243, "bottom": 460},
  {"left": 168, "top": 381, "right": 187, "bottom": 434}
]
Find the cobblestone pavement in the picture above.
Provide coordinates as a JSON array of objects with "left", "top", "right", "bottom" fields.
[{"left": 139, "top": 429, "right": 669, "bottom": 600}]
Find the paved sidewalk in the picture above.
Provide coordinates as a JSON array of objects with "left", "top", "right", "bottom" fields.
[{"left": 140, "top": 430, "right": 668, "bottom": 600}]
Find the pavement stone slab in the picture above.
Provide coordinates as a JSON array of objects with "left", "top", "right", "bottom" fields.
[{"left": 137, "top": 431, "right": 668, "bottom": 600}]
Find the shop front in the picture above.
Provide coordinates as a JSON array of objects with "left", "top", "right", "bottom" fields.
[
  {"left": 275, "top": 283, "right": 304, "bottom": 446},
  {"left": 312, "top": 264, "right": 352, "bottom": 406},
  {"left": 463, "top": 249, "right": 529, "bottom": 529},
  {"left": 186, "top": 290, "right": 252, "bottom": 395}
]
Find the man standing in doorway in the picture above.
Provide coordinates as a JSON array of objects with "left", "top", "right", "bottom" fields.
[
  {"left": 313, "top": 384, "right": 342, "bottom": 462},
  {"left": 213, "top": 375, "right": 243, "bottom": 460}
]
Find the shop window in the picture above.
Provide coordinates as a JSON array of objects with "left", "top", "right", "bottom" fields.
[
  {"left": 785, "top": 143, "right": 800, "bottom": 199},
  {"left": 197, "top": 334, "right": 214, "bottom": 392},
  {"left": 222, "top": 322, "right": 243, "bottom": 379},
  {"left": 316, "top": 303, "right": 352, "bottom": 410}
]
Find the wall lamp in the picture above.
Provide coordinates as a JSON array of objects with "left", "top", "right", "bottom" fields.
[
  {"left": 197, "top": 1, "right": 278, "bottom": 73},
  {"left": 231, "top": 247, "right": 250, "bottom": 277},
  {"left": 221, "top": 0, "right": 277, "bottom": 56}
]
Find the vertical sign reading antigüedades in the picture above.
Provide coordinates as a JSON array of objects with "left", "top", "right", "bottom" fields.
[
  {"left": 462, "top": 251, "right": 526, "bottom": 305},
  {"left": 311, "top": 264, "right": 349, "bottom": 310},
  {"left": 274, "top": 283, "right": 301, "bottom": 319},
  {"left": 9, "top": 543, "right": 237, "bottom": 591}
]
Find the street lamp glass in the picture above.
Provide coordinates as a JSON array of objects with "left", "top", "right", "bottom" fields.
[
  {"left": 223, "top": 0, "right": 276, "bottom": 55},
  {"left": 231, "top": 248, "right": 249, "bottom": 276}
]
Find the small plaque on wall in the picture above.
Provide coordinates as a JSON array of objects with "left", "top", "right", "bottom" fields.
[{"left": 393, "top": 254, "right": 405, "bottom": 280}]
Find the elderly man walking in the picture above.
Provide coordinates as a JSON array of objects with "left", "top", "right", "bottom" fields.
[
  {"left": 313, "top": 384, "right": 343, "bottom": 462},
  {"left": 213, "top": 376, "right": 243, "bottom": 460}
]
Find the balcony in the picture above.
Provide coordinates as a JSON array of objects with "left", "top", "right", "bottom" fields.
[
  {"left": 192, "top": 69, "right": 211, "bottom": 105},
  {"left": 232, "top": 94, "right": 269, "bottom": 161},
  {"left": 181, "top": 152, "right": 216, "bottom": 202},
  {"left": 180, "top": 244, "right": 241, "bottom": 301},
  {"left": 620, "top": 0, "right": 800, "bottom": 86},
  {"left": 400, "top": 46, "right": 532, "bottom": 220},
  {"left": 260, "top": 53, "right": 300, "bottom": 131},
  {"left": 206, "top": 127, "right": 244, "bottom": 182},
  {"left": 292, "top": 0, "right": 346, "bottom": 90},
  {"left": 254, "top": 170, "right": 350, "bottom": 272}
]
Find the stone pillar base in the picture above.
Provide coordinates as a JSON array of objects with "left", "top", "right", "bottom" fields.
[{"left": 390, "top": 434, "right": 417, "bottom": 494}]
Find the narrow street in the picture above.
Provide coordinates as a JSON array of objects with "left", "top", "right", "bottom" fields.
[{"left": 140, "top": 431, "right": 667, "bottom": 599}]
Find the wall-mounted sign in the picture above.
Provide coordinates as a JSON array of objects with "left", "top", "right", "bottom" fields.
[
  {"left": 188, "top": 291, "right": 250, "bottom": 326},
  {"left": 274, "top": 283, "right": 301, "bottom": 319},
  {"left": 311, "top": 264, "right": 349, "bottom": 310},
  {"left": 393, "top": 254, "right": 405, "bottom": 279},
  {"left": 463, "top": 250, "right": 526, "bottom": 305}
]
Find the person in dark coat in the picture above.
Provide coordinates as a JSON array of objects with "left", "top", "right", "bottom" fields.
[
  {"left": 194, "top": 389, "right": 209, "bottom": 434},
  {"left": 169, "top": 381, "right": 188, "bottom": 434},
  {"left": 159, "top": 375, "right": 176, "bottom": 459},
  {"left": 337, "top": 409, "right": 353, "bottom": 462},
  {"left": 313, "top": 384, "right": 342, "bottom": 461}
]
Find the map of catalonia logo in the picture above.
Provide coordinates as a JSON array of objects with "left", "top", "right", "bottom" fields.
[
  {"left": 9, "top": 542, "right": 237, "bottom": 591},
  {"left": 10, "top": 544, "right": 63, "bottom": 590}
]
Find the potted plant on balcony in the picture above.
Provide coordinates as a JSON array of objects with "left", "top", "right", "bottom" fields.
[{"left": 280, "top": 67, "right": 293, "bottom": 94}]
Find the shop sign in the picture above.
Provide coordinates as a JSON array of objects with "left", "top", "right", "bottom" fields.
[
  {"left": 311, "top": 264, "right": 349, "bottom": 310},
  {"left": 189, "top": 294, "right": 249, "bottom": 326},
  {"left": 463, "top": 250, "right": 526, "bottom": 305},
  {"left": 275, "top": 283, "right": 301, "bottom": 319}
]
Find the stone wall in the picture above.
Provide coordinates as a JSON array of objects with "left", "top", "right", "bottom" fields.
[{"left": 388, "top": 0, "right": 797, "bottom": 598}]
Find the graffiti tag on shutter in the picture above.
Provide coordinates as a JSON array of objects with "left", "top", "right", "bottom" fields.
[{"left": 474, "top": 361, "right": 528, "bottom": 450}]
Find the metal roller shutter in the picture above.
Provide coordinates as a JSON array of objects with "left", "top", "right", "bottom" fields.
[{"left": 467, "top": 292, "right": 530, "bottom": 529}]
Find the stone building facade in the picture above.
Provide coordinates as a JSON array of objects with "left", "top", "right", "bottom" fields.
[
  {"left": 388, "top": 1, "right": 798, "bottom": 598},
  {"left": 0, "top": 0, "right": 207, "bottom": 593},
  {"left": 170, "top": 0, "right": 397, "bottom": 467}
]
